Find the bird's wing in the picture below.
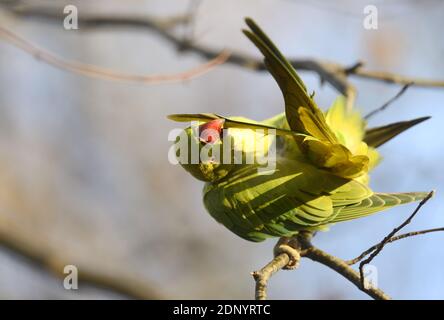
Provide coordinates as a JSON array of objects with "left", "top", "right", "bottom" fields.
[
  {"left": 243, "top": 18, "right": 336, "bottom": 142},
  {"left": 331, "top": 192, "right": 431, "bottom": 222},
  {"left": 167, "top": 113, "right": 306, "bottom": 138},
  {"left": 243, "top": 18, "right": 368, "bottom": 178},
  {"left": 203, "top": 158, "right": 372, "bottom": 241},
  {"left": 205, "top": 156, "right": 430, "bottom": 241}
]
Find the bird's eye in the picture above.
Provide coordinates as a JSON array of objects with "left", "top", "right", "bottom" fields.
[{"left": 199, "top": 119, "right": 224, "bottom": 144}]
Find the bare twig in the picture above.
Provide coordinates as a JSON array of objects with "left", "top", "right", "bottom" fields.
[
  {"left": 358, "top": 191, "right": 435, "bottom": 288},
  {"left": 3, "top": 4, "right": 444, "bottom": 109},
  {"left": 302, "top": 242, "right": 391, "bottom": 300},
  {"left": 353, "top": 68, "right": 444, "bottom": 88},
  {"left": 365, "top": 83, "right": 413, "bottom": 120},
  {"left": 346, "top": 227, "right": 444, "bottom": 266},
  {"left": 0, "top": 24, "right": 230, "bottom": 85},
  {"left": 0, "top": 3, "right": 352, "bottom": 104},
  {"left": 251, "top": 253, "right": 290, "bottom": 300}
]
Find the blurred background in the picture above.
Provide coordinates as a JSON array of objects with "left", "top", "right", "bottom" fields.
[{"left": 0, "top": 0, "right": 443, "bottom": 299}]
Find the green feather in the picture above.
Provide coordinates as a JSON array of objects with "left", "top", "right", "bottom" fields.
[
  {"left": 332, "top": 192, "right": 431, "bottom": 222},
  {"left": 364, "top": 117, "right": 430, "bottom": 148},
  {"left": 243, "top": 18, "right": 371, "bottom": 179},
  {"left": 167, "top": 113, "right": 306, "bottom": 138},
  {"left": 167, "top": 18, "right": 432, "bottom": 242}
]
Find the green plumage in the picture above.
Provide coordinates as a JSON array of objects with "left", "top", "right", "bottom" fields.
[{"left": 168, "top": 18, "right": 431, "bottom": 242}]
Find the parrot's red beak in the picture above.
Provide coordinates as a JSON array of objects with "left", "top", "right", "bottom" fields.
[{"left": 199, "top": 119, "right": 225, "bottom": 144}]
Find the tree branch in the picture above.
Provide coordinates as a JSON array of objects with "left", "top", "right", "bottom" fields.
[
  {"left": 252, "top": 191, "right": 438, "bottom": 300},
  {"left": 252, "top": 232, "right": 390, "bottom": 300},
  {"left": 3, "top": 3, "right": 444, "bottom": 111},
  {"left": 251, "top": 253, "right": 290, "bottom": 300},
  {"left": 0, "top": 3, "right": 356, "bottom": 106},
  {"left": 0, "top": 230, "right": 163, "bottom": 299},
  {"left": 353, "top": 68, "right": 444, "bottom": 88},
  {"left": 0, "top": 23, "right": 230, "bottom": 85},
  {"left": 357, "top": 191, "right": 435, "bottom": 287},
  {"left": 364, "top": 83, "right": 412, "bottom": 120},
  {"left": 301, "top": 241, "right": 391, "bottom": 300},
  {"left": 346, "top": 227, "right": 444, "bottom": 266}
]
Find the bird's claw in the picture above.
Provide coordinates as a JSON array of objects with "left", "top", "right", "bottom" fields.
[{"left": 273, "top": 237, "right": 301, "bottom": 270}]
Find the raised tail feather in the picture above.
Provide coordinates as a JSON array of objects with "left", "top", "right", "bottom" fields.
[
  {"left": 364, "top": 117, "right": 430, "bottom": 148},
  {"left": 332, "top": 192, "right": 431, "bottom": 223}
]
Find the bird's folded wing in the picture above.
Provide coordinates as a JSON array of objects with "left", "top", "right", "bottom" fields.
[
  {"left": 331, "top": 192, "right": 431, "bottom": 222},
  {"left": 204, "top": 160, "right": 372, "bottom": 238}
]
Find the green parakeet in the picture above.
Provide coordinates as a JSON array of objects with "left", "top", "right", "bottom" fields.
[{"left": 168, "top": 18, "right": 431, "bottom": 242}]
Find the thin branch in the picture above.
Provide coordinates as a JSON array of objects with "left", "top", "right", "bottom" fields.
[
  {"left": 253, "top": 191, "right": 438, "bottom": 300},
  {"left": 364, "top": 83, "right": 413, "bottom": 120},
  {"left": 0, "top": 4, "right": 354, "bottom": 110},
  {"left": 302, "top": 244, "right": 391, "bottom": 300},
  {"left": 358, "top": 191, "right": 435, "bottom": 288},
  {"left": 251, "top": 253, "right": 290, "bottom": 300},
  {"left": 0, "top": 24, "right": 230, "bottom": 85},
  {"left": 353, "top": 68, "right": 444, "bottom": 88},
  {"left": 346, "top": 227, "right": 444, "bottom": 266},
  {"left": 4, "top": 4, "right": 444, "bottom": 108},
  {"left": 252, "top": 232, "right": 391, "bottom": 300},
  {"left": 0, "top": 230, "right": 163, "bottom": 299}
]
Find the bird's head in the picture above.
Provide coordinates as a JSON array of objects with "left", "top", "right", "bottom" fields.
[{"left": 171, "top": 119, "right": 234, "bottom": 182}]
